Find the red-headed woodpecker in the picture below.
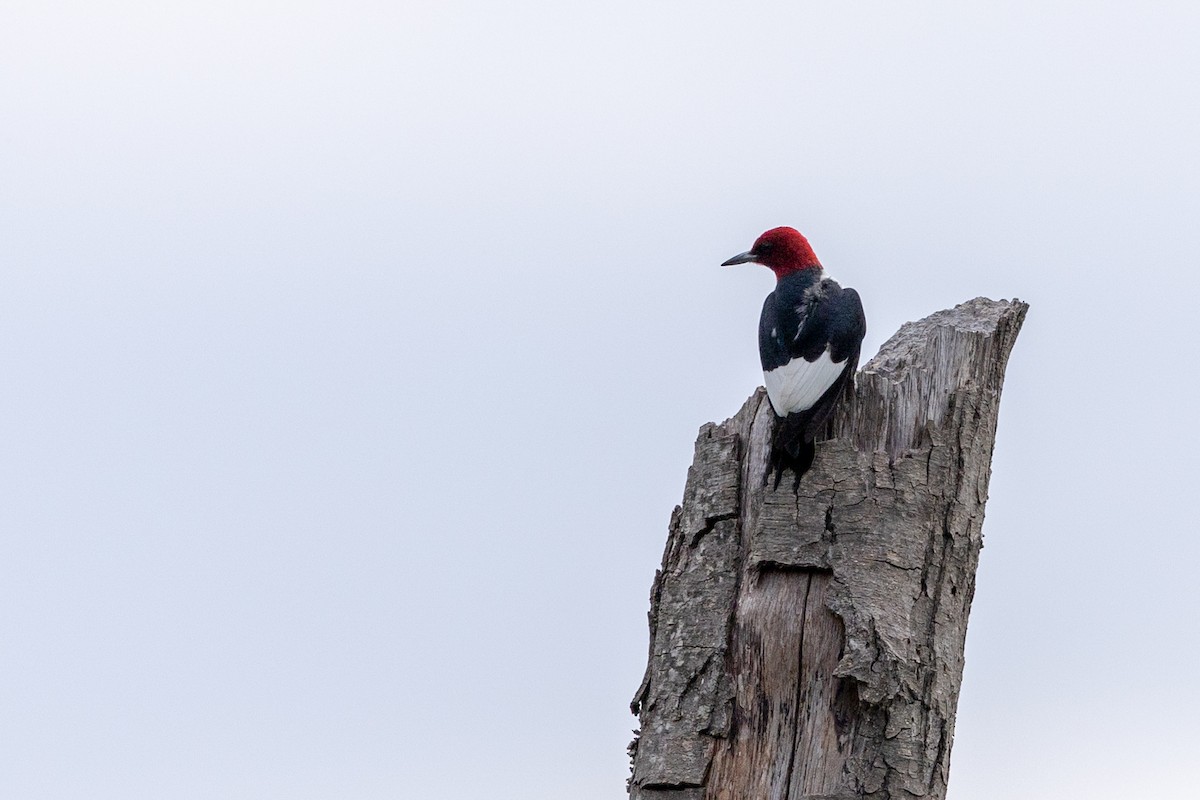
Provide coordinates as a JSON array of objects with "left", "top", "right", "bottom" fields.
[{"left": 723, "top": 227, "right": 866, "bottom": 488}]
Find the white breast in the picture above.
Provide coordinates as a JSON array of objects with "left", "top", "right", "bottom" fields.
[{"left": 763, "top": 348, "right": 845, "bottom": 416}]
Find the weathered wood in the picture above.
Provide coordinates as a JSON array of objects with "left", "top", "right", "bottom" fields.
[{"left": 629, "top": 297, "right": 1027, "bottom": 800}]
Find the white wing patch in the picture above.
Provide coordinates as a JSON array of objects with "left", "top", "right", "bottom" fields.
[{"left": 764, "top": 348, "right": 845, "bottom": 416}]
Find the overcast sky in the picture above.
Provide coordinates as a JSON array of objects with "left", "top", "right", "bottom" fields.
[{"left": 3, "top": 2, "right": 1199, "bottom": 798}]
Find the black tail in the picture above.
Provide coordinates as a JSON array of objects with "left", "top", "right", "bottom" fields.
[
  {"left": 764, "top": 359, "right": 859, "bottom": 491},
  {"left": 766, "top": 413, "right": 817, "bottom": 490}
]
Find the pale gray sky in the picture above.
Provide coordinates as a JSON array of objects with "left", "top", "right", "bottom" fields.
[{"left": 3, "top": 2, "right": 1198, "bottom": 798}]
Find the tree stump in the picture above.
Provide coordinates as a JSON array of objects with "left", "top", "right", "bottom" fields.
[{"left": 629, "top": 297, "right": 1028, "bottom": 800}]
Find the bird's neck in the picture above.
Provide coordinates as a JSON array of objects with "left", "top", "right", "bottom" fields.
[{"left": 775, "top": 265, "right": 824, "bottom": 286}]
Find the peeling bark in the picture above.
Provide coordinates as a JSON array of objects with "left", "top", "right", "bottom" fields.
[{"left": 629, "top": 298, "right": 1028, "bottom": 800}]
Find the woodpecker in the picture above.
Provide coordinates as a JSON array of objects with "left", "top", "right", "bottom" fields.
[{"left": 723, "top": 227, "right": 866, "bottom": 488}]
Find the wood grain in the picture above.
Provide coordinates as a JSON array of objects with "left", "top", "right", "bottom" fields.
[{"left": 629, "top": 298, "right": 1028, "bottom": 800}]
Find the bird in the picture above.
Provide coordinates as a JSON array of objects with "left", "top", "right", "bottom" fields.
[{"left": 723, "top": 227, "right": 866, "bottom": 489}]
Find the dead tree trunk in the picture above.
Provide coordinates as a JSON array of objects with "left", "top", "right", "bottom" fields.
[{"left": 629, "top": 297, "right": 1028, "bottom": 800}]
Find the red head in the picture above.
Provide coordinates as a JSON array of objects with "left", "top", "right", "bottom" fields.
[{"left": 721, "top": 226, "right": 822, "bottom": 278}]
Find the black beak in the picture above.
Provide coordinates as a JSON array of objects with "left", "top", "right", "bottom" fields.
[{"left": 721, "top": 250, "right": 758, "bottom": 267}]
